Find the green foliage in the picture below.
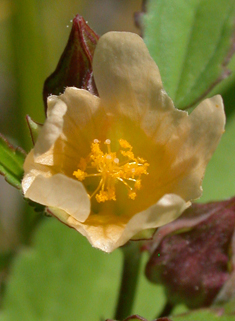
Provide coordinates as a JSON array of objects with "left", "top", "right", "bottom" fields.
[
  {"left": 144, "top": 0, "right": 235, "bottom": 109},
  {"left": 10, "top": 0, "right": 46, "bottom": 150},
  {"left": 221, "top": 297, "right": 235, "bottom": 314},
  {"left": 0, "top": 220, "right": 121, "bottom": 321},
  {"left": 0, "top": 135, "right": 25, "bottom": 189},
  {"left": 133, "top": 255, "right": 165, "bottom": 319},
  {"left": 200, "top": 111, "right": 235, "bottom": 202},
  {"left": 0, "top": 219, "right": 164, "bottom": 321},
  {"left": 106, "top": 309, "right": 235, "bottom": 321},
  {"left": 171, "top": 309, "right": 235, "bottom": 321},
  {"left": 104, "top": 309, "right": 235, "bottom": 321}
]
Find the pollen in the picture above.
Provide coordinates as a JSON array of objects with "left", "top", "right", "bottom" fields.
[
  {"left": 73, "top": 139, "right": 149, "bottom": 202},
  {"left": 73, "top": 169, "right": 87, "bottom": 181}
]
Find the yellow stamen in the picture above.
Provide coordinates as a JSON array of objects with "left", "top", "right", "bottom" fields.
[
  {"left": 73, "top": 169, "right": 87, "bottom": 181},
  {"left": 119, "top": 139, "right": 132, "bottom": 149},
  {"left": 73, "top": 139, "right": 149, "bottom": 202},
  {"left": 128, "top": 191, "right": 137, "bottom": 200}
]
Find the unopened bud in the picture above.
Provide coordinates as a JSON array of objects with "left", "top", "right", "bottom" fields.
[
  {"left": 145, "top": 198, "right": 235, "bottom": 309},
  {"left": 43, "top": 14, "right": 99, "bottom": 111}
]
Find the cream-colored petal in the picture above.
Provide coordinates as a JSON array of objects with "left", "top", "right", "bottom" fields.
[
  {"left": 112, "top": 194, "right": 189, "bottom": 252},
  {"left": 140, "top": 91, "right": 188, "bottom": 144},
  {"left": 33, "top": 88, "right": 107, "bottom": 175},
  {"left": 61, "top": 194, "right": 189, "bottom": 252},
  {"left": 34, "top": 95, "right": 67, "bottom": 160},
  {"left": 60, "top": 87, "right": 105, "bottom": 150},
  {"left": 25, "top": 173, "right": 90, "bottom": 222},
  {"left": 159, "top": 95, "right": 225, "bottom": 201},
  {"left": 46, "top": 206, "right": 125, "bottom": 253},
  {"left": 93, "top": 32, "right": 188, "bottom": 144},
  {"left": 22, "top": 150, "right": 54, "bottom": 194},
  {"left": 93, "top": 32, "right": 163, "bottom": 121},
  {"left": 68, "top": 217, "right": 125, "bottom": 253}
]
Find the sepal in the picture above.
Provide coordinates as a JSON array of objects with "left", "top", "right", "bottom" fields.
[
  {"left": 0, "top": 134, "right": 26, "bottom": 189},
  {"left": 26, "top": 115, "right": 42, "bottom": 145}
]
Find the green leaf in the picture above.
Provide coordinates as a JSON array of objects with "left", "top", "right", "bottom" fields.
[
  {"left": 106, "top": 316, "right": 147, "bottom": 321},
  {"left": 170, "top": 309, "right": 235, "bottom": 321},
  {"left": 0, "top": 134, "right": 26, "bottom": 189},
  {"left": 0, "top": 219, "right": 122, "bottom": 321},
  {"left": 0, "top": 219, "right": 165, "bottom": 321},
  {"left": 0, "top": 314, "right": 8, "bottom": 321},
  {"left": 106, "top": 309, "right": 235, "bottom": 321},
  {"left": 223, "top": 297, "right": 235, "bottom": 314},
  {"left": 200, "top": 111, "right": 235, "bottom": 202},
  {"left": 216, "top": 283, "right": 235, "bottom": 314},
  {"left": 144, "top": 0, "right": 235, "bottom": 109}
]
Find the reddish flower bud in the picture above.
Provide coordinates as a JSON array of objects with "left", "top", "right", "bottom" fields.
[
  {"left": 43, "top": 14, "right": 99, "bottom": 111},
  {"left": 145, "top": 198, "right": 235, "bottom": 309}
]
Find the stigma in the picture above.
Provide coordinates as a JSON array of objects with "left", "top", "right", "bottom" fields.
[{"left": 73, "top": 139, "right": 149, "bottom": 203}]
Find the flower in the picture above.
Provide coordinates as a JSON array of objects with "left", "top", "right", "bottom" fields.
[{"left": 22, "top": 32, "right": 225, "bottom": 252}]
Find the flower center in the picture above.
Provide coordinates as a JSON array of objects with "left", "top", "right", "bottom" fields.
[{"left": 73, "top": 139, "right": 149, "bottom": 203}]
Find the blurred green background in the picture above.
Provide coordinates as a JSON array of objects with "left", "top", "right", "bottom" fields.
[{"left": 0, "top": 1, "right": 235, "bottom": 320}]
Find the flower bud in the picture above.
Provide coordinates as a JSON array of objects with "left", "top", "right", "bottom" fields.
[
  {"left": 145, "top": 198, "right": 235, "bottom": 308},
  {"left": 43, "top": 14, "right": 99, "bottom": 110}
]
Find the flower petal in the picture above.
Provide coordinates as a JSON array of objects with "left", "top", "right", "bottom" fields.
[
  {"left": 22, "top": 150, "right": 54, "bottom": 194},
  {"left": 34, "top": 95, "right": 67, "bottom": 160},
  {"left": 161, "top": 95, "right": 225, "bottom": 201},
  {"left": 93, "top": 31, "right": 189, "bottom": 149},
  {"left": 113, "top": 193, "right": 189, "bottom": 252},
  {"left": 61, "top": 194, "right": 189, "bottom": 252},
  {"left": 24, "top": 173, "right": 90, "bottom": 222},
  {"left": 34, "top": 88, "right": 107, "bottom": 175},
  {"left": 59, "top": 87, "right": 104, "bottom": 148},
  {"left": 93, "top": 32, "right": 163, "bottom": 121}
]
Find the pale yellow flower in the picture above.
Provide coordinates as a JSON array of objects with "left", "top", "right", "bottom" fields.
[{"left": 22, "top": 32, "right": 225, "bottom": 252}]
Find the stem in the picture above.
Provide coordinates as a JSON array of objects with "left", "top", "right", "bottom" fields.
[
  {"left": 157, "top": 301, "right": 174, "bottom": 318},
  {"left": 115, "top": 242, "right": 142, "bottom": 320}
]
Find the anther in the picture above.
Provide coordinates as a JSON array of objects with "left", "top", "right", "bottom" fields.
[
  {"left": 114, "top": 158, "right": 119, "bottom": 164},
  {"left": 104, "top": 139, "right": 111, "bottom": 144},
  {"left": 73, "top": 139, "right": 149, "bottom": 203}
]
